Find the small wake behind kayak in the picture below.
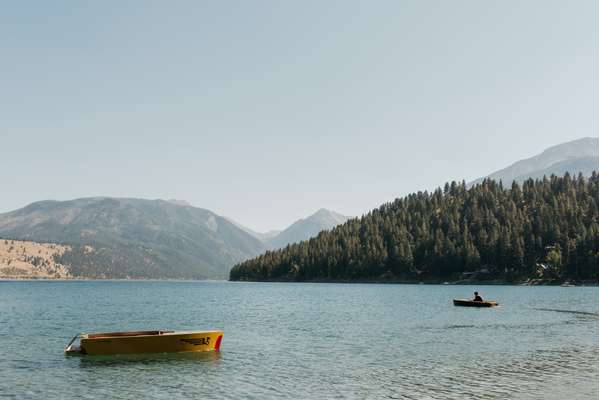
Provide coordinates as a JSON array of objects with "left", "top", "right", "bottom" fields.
[
  {"left": 65, "top": 330, "right": 223, "bottom": 355},
  {"left": 453, "top": 299, "right": 498, "bottom": 307}
]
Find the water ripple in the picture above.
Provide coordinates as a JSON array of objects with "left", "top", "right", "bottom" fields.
[{"left": 1, "top": 281, "right": 599, "bottom": 399}]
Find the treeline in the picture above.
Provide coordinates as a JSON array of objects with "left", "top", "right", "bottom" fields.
[{"left": 230, "top": 173, "right": 599, "bottom": 282}]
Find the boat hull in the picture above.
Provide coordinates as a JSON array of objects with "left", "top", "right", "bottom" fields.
[
  {"left": 453, "top": 299, "right": 498, "bottom": 307},
  {"left": 74, "top": 330, "right": 223, "bottom": 355}
]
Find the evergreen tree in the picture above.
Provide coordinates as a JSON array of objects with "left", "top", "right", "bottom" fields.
[{"left": 230, "top": 174, "right": 599, "bottom": 282}]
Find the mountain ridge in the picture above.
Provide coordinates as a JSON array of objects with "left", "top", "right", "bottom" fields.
[
  {"left": 265, "top": 208, "right": 351, "bottom": 250},
  {"left": 0, "top": 197, "right": 266, "bottom": 279},
  {"left": 0, "top": 198, "right": 351, "bottom": 279},
  {"left": 222, "top": 217, "right": 282, "bottom": 242},
  {"left": 224, "top": 208, "right": 351, "bottom": 249},
  {"left": 470, "top": 137, "right": 599, "bottom": 186}
]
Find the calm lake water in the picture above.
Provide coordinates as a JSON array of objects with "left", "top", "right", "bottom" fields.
[{"left": 1, "top": 281, "right": 599, "bottom": 399}]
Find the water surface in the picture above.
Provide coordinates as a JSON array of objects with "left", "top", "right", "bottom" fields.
[{"left": 1, "top": 281, "right": 598, "bottom": 399}]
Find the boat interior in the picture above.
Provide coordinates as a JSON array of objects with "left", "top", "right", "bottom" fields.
[{"left": 86, "top": 330, "right": 175, "bottom": 339}]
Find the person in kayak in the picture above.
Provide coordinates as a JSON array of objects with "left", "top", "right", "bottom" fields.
[{"left": 473, "top": 291, "right": 483, "bottom": 302}]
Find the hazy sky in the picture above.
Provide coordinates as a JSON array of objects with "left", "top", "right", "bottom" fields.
[{"left": 2, "top": 1, "right": 599, "bottom": 231}]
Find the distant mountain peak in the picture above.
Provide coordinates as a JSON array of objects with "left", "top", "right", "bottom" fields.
[
  {"left": 313, "top": 207, "right": 334, "bottom": 216},
  {"left": 308, "top": 208, "right": 349, "bottom": 225},
  {"left": 541, "top": 137, "right": 599, "bottom": 152},
  {"left": 223, "top": 208, "right": 350, "bottom": 249},
  {"left": 470, "top": 137, "right": 599, "bottom": 186},
  {"left": 265, "top": 209, "right": 351, "bottom": 250},
  {"left": 167, "top": 199, "right": 192, "bottom": 207}
]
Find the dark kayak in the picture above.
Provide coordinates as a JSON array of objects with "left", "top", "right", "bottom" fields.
[{"left": 453, "top": 299, "right": 498, "bottom": 307}]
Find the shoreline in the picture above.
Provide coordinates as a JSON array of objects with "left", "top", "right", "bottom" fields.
[
  {"left": 229, "top": 277, "right": 599, "bottom": 286},
  {"left": 2, "top": 277, "right": 597, "bottom": 286},
  {"left": 0, "top": 277, "right": 229, "bottom": 282}
]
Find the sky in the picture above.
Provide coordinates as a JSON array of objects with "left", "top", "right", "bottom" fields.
[{"left": 2, "top": 1, "right": 599, "bottom": 232}]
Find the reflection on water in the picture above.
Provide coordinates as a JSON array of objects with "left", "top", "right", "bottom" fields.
[
  {"left": 1, "top": 281, "right": 599, "bottom": 399},
  {"left": 534, "top": 307, "right": 599, "bottom": 317},
  {"left": 77, "top": 350, "right": 222, "bottom": 368}
]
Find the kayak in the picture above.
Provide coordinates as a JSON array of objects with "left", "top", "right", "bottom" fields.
[
  {"left": 453, "top": 299, "right": 498, "bottom": 307},
  {"left": 65, "top": 329, "right": 223, "bottom": 355}
]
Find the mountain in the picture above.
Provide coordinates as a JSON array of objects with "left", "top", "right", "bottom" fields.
[
  {"left": 265, "top": 209, "right": 351, "bottom": 250},
  {"left": 230, "top": 174, "right": 599, "bottom": 283},
  {"left": 223, "top": 218, "right": 282, "bottom": 242},
  {"left": 0, "top": 198, "right": 266, "bottom": 279},
  {"left": 225, "top": 209, "right": 350, "bottom": 250},
  {"left": 470, "top": 137, "right": 599, "bottom": 186}
]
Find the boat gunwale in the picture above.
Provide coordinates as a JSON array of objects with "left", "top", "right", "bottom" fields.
[{"left": 82, "top": 330, "right": 223, "bottom": 340}]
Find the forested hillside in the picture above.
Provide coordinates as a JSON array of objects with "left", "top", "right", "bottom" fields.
[{"left": 231, "top": 173, "right": 599, "bottom": 282}]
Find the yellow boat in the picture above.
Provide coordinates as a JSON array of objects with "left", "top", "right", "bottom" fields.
[{"left": 64, "top": 330, "right": 223, "bottom": 355}]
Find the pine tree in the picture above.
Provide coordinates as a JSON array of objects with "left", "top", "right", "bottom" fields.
[{"left": 230, "top": 174, "right": 599, "bottom": 282}]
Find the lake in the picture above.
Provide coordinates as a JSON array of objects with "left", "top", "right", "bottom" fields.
[{"left": 1, "top": 281, "right": 598, "bottom": 399}]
